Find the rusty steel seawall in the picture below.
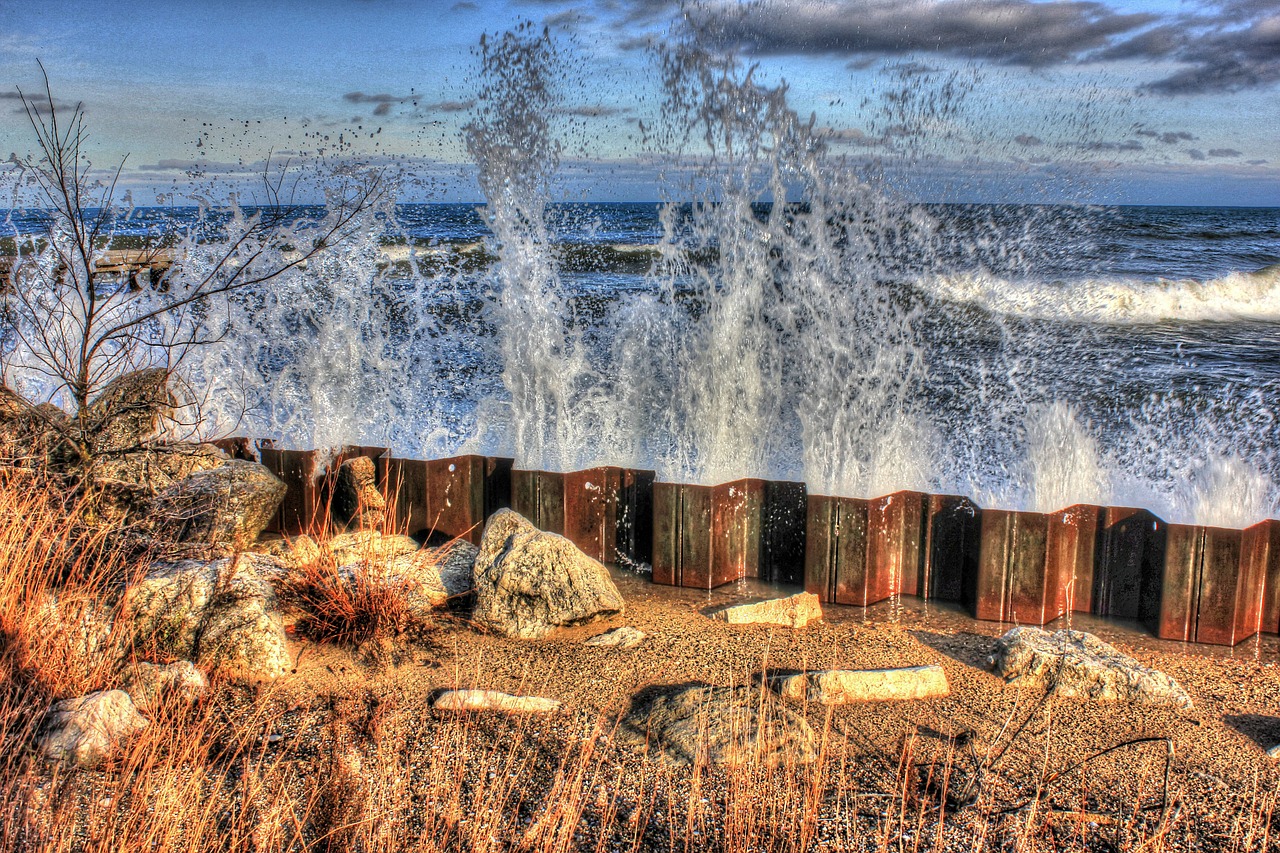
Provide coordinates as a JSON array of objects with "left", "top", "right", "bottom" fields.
[{"left": 228, "top": 438, "right": 1280, "bottom": 647}]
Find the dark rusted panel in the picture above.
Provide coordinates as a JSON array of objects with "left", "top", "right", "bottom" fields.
[
  {"left": 420, "top": 455, "right": 512, "bottom": 546},
  {"left": 870, "top": 491, "right": 927, "bottom": 598},
  {"left": 1194, "top": 525, "right": 1256, "bottom": 646},
  {"left": 652, "top": 482, "right": 681, "bottom": 586},
  {"left": 972, "top": 510, "right": 1059, "bottom": 624},
  {"left": 1153, "top": 523, "right": 1201, "bottom": 642},
  {"left": 1046, "top": 504, "right": 1103, "bottom": 614},
  {"left": 379, "top": 457, "right": 432, "bottom": 540},
  {"left": 259, "top": 447, "right": 322, "bottom": 535},
  {"left": 1248, "top": 520, "right": 1280, "bottom": 635},
  {"left": 762, "top": 480, "right": 808, "bottom": 585},
  {"left": 511, "top": 470, "right": 566, "bottom": 534},
  {"left": 923, "top": 495, "right": 981, "bottom": 603},
  {"left": 652, "top": 483, "right": 722, "bottom": 589},
  {"left": 210, "top": 437, "right": 256, "bottom": 462},
  {"left": 804, "top": 495, "right": 838, "bottom": 602},
  {"left": 1097, "top": 507, "right": 1165, "bottom": 621},
  {"left": 562, "top": 467, "right": 655, "bottom": 566},
  {"left": 803, "top": 495, "right": 881, "bottom": 606}
]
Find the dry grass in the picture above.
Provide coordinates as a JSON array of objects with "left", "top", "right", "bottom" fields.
[{"left": 1, "top": 469, "right": 1279, "bottom": 852}]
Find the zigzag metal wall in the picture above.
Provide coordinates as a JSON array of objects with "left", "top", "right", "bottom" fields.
[{"left": 214, "top": 439, "right": 1280, "bottom": 648}]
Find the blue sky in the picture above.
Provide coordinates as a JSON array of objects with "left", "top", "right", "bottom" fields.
[{"left": 0, "top": 0, "right": 1277, "bottom": 205}]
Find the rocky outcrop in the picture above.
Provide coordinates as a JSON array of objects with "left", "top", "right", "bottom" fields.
[
  {"left": 621, "top": 685, "right": 817, "bottom": 767},
  {"left": 585, "top": 626, "right": 646, "bottom": 649},
  {"left": 772, "top": 666, "right": 950, "bottom": 704},
  {"left": 149, "top": 460, "right": 286, "bottom": 551},
  {"left": 332, "top": 456, "right": 386, "bottom": 528},
  {"left": 432, "top": 690, "right": 561, "bottom": 713},
  {"left": 707, "top": 592, "right": 822, "bottom": 629},
  {"left": 121, "top": 555, "right": 292, "bottom": 681},
  {"left": 89, "top": 443, "right": 229, "bottom": 521},
  {"left": 37, "top": 690, "right": 149, "bottom": 768},
  {"left": 121, "top": 661, "right": 208, "bottom": 714},
  {"left": 988, "top": 627, "right": 1193, "bottom": 709},
  {"left": 82, "top": 368, "right": 176, "bottom": 454},
  {"left": 472, "top": 510, "right": 624, "bottom": 639}
]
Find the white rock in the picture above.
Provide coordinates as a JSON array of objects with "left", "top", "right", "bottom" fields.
[
  {"left": 585, "top": 626, "right": 646, "bottom": 648},
  {"left": 432, "top": 690, "right": 561, "bottom": 713},
  {"left": 772, "top": 665, "right": 949, "bottom": 704},
  {"left": 37, "top": 690, "right": 148, "bottom": 768},
  {"left": 988, "top": 627, "right": 1192, "bottom": 709},
  {"left": 708, "top": 592, "right": 822, "bottom": 629}
]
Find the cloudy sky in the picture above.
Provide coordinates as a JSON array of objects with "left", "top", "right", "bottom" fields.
[{"left": 0, "top": 0, "right": 1276, "bottom": 205}]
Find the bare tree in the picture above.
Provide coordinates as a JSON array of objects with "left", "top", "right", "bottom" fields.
[{"left": 0, "top": 66, "right": 388, "bottom": 466}]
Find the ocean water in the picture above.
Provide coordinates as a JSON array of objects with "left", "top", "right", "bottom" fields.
[{"left": 5, "top": 201, "right": 1277, "bottom": 529}]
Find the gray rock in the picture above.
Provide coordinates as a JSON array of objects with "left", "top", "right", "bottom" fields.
[
  {"left": 472, "top": 509, "right": 624, "bottom": 639},
  {"left": 327, "top": 531, "right": 420, "bottom": 568},
  {"left": 35, "top": 591, "right": 118, "bottom": 664},
  {"left": 771, "top": 665, "right": 949, "bottom": 704},
  {"left": 707, "top": 592, "right": 822, "bottom": 629},
  {"left": 121, "top": 661, "right": 208, "bottom": 714},
  {"left": 987, "top": 627, "right": 1193, "bottom": 709},
  {"left": 37, "top": 690, "right": 149, "bottom": 768},
  {"left": 621, "top": 685, "right": 817, "bottom": 767},
  {"left": 82, "top": 368, "right": 176, "bottom": 453},
  {"left": 121, "top": 555, "right": 292, "bottom": 681},
  {"left": 585, "top": 626, "right": 646, "bottom": 649},
  {"left": 150, "top": 460, "right": 286, "bottom": 550},
  {"left": 432, "top": 690, "right": 561, "bottom": 713},
  {"left": 332, "top": 456, "right": 386, "bottom": 528},
  {"left": 88, "top": 443, "right": 229, "bottom": 521}
]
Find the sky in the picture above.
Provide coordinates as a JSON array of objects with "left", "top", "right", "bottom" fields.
[{"left": 0, "top": 0, "right": 1277, "bottom": 206}]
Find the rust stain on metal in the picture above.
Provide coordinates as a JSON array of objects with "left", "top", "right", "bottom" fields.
[
  {"left": 210, "top": 437, "right": 256, "bottom": 462},
  {"left": 511, "top": 470, "right": 566, "bottom": 534},
  {"left": 379, "top": 455, "right": 511, "bottom": 545},
  {"left": 1154, "top": 524, "right": 1265, "bottom": 646},
  {"left": 868, "top": 491, "right": 927, "bottom": 600},
  {"left": 423, "top": 455, "right": 513, "bottom": 545},
  {"left": 1251, "top": 520, "right": 1280, "bottom": 635},
  {"left": 652, "top": 483, "right": 717, "bottom": 588},
  {"left": 1045, "top": 504, "right": 1103, "bottom": 614},
  {"left": 562, "top": 467, "right": 655, "bottom": 566},
  {"left": 973, "top": 509, "right": 1062, "bottom": 624},
  {"left": 258, "top": 447, "right": 322, "bottom": 535}
]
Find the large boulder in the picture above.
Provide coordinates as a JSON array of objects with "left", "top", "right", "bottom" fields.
[
  {"left": 0, "top": 395, "right": 76, "bottom": 466},
  {"left": 88, "top": 443, "right": 229, "bottom": 521},
  {"left": 332, "top": 456, "right": 386, "bottom": 529},
  {"left": 37, "top": 690, "right": 149, "bottom": 768},
  {"left": 988, "top": 627, "right": 1192, "bottom": 709},
  {"left": 472, "top": 509, "right": 624, "bottom": 639},
  {"left": 82, "top": 368, "right": 175, "bottom": 453},
  {"left": 149, "top": 460, "right": 286, "bottom": 551},
  {"left": 121, "top": 555, "right": 292, "bottom": 681},
  {"left": 621, "top": 685, "right": 817, "bottom": 767}
]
